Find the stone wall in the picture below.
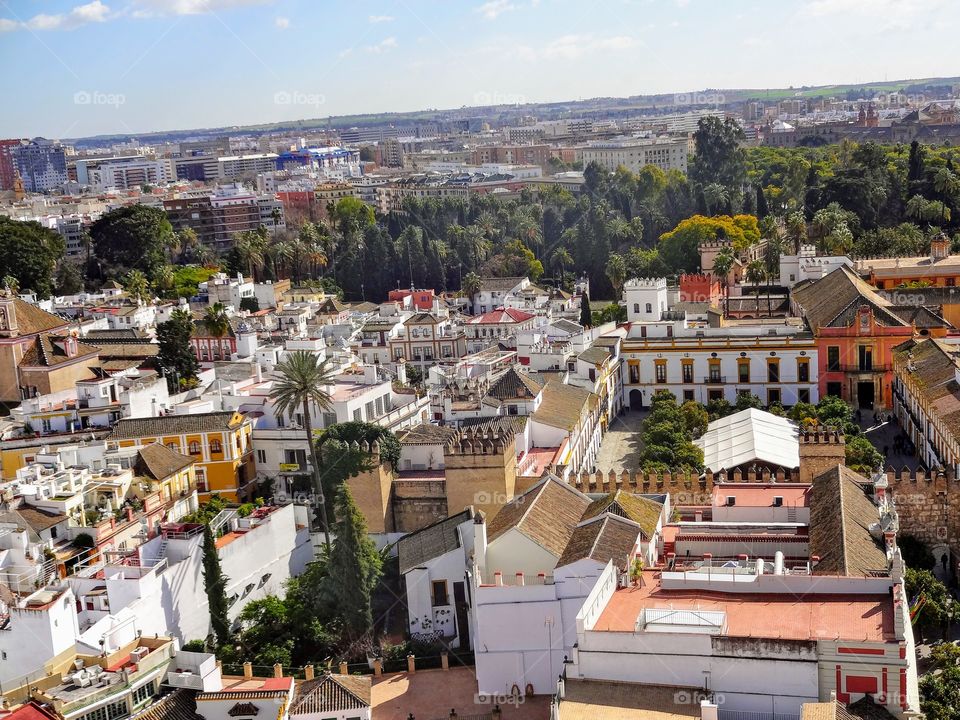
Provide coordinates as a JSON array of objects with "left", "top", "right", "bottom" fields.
[
  {"left": 392, "top": 478, "right": 448, "bottom": 533},
  {"left": 884, "top": 468, "right": 960, "bottom": 568}
]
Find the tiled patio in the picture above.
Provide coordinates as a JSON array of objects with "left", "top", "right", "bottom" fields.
[{"left": 372, "top": 667, "right": 550, "bottom": 720}]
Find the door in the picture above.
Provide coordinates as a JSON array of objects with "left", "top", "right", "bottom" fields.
[
  {"left": 453, "top": 581, "right": 470, "bottom": 650},
  {"left": 857, "top": 381, "right": 875, "bottom": 409}
]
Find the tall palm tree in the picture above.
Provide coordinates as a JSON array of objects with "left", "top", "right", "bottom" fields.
[
  {"left": 605, "top": 254, "right": 627, "bottom": 300},
  {"left": 204, "top": 302, "right": 230, "bottom": 338},
  {"left": 712, "top": 247, "right": 735, "bottom": 318},
  {"left": 269, "top": 351, "right": 337, "bottom": 549},
  {"left": 933, "top": 168, "right": 960, "bottom": 224},
  {"left": 745, "top": 260, "right": 766, "bottom": 318},
  {"left": 552, "top": 247, "right": 573, "bottom": 288}
]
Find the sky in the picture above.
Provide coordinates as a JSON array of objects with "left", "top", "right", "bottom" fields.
[{"left": 0, "top": 0, "right": 957, "bottom": 139}]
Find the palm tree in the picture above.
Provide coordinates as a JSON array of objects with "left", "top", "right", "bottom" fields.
[
  {"left": 204, "top": 302, "right": 230, "bottom": 338},
  {"left": 785, "top": 211, "right": 807, "bottom": 254},
  {"left": 703, "top": 183, "right": 729, "bottom": 215},
  {"left": 552, "top": 247, "right": 573, "bottom": 288},
  {"left": 462, "top": 271, "right": 482, "bottom": 309},
  {"left": 235, "top": 230, "right": 266, "bottom": 281},
  {"left": 2, "top": 275, "right": 19, "bottom": 296},
  {"left": 933, "top": 168, "right": 960, "bottom": 224},
  {"left": 269, "top": 351, "right": 337, "bottom": 549},
  {"left": 712, "top": 247, "right": 735, "bottom": 318},
  {"left": 124, "top": 269, "right": 150, "bottom": 305},
  {"left": 605, "top": 254, "right": 627, "bottom": 301},
  {"left": 745, "top": 260, "right": 766, "bottom": 317},
  {"left": 764, "top": 228, "right": 786, "bottom": 317},
  {"left": 266, "top": 241, "right": 292, "bottom": 281}
]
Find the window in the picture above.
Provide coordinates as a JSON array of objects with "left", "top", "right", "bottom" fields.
[
  {"left": 738, "top": 362, "right": 750, "bottom": 383},
  {"left": 682, "top": 364, "right": 693, "bottom": 384},
  {"left": 827, "top": 346, "right": 841, "bottom": 371},
  {"left": 655, "top": 363, "right": 667, "bottom": 383},
  {"left": 132, "top": 682, "right": 154, "bottom": 707},
  {"left": 708, "top": 363, "right": 722, "bottom": 382},
  {"left": 508, "top": 404, "right": 518, "bottom": 416},
  {"left": 188, "top": 440, "right": 202, "bottom": 455},
  {"left": 798, "top": 388, "right": 811, "bottom": 403},
  {"left": 633, "top": 303, "right": 640, "bottom": 313},
  {"left": 195, "top": 469, "right": 207, "bottom": 493},
  {"left": 645, "top": 303, "right": 652, "bottom": 314},
  {"left": 629, "top": 364, "right": 640, "bottom": 384},
  {"left": 256, "top": 449, "right": 266, "bottom": 464},
  {"left": 210, "top": 439, "right": 222, "bottom": 454},
  {"left": 767, "top": 388, "right": 781, "bottom": 406},
  {"left": 767, "top": 361, "right": 779, "bottom": 383},
  {"left": 683, "top": 389, "right": 695, "bottom": 402},
  {"left": 708, "top": 389, "right": 723, "bottom": 401},
  {"left": 41, "top": 417, "right": 53, "bottom": 433},
  {"left": 588, "top": 368, "right": 596, "bottom": 382},
  {"left": 798, "top": 360, "right": 809, "bottom": 383},
  {"left": 432, "top": 580, "right": 449, "bottom": 606}
]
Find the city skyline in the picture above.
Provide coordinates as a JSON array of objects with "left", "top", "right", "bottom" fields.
[{"left": 0, "top": 0, "right": 957, "bottom": 138}]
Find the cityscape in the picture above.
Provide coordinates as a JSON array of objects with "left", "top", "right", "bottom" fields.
[{"left": 0, "top": 2, "right": 959, "bottom": 719}]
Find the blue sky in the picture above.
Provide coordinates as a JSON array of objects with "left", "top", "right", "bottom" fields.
[{"left": 0, "top": 0, "right": 957, "bottom": 139}]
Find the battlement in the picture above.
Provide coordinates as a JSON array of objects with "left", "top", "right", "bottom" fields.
[
  {"left": 624, "top": 277, "right": 667, "bottom": 290},
  {"left": 698, "top": 238, "right": 731, "bottom": 250},
  {"left": 446, "top": 425, "right": 516, "bottom": 456},
  {"left": 886, "top": 467, "right": 958, "bottom": 484},
  {"left": 798, "top": 425, "right": 844, "bottom": 444}
]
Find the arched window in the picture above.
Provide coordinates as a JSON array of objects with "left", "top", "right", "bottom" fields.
[
  {"left": 210, "top": 439, "right": 222, "bottom": 454},
  {"left": 189, "top": 440, "right": 202, "bottom": 455}
]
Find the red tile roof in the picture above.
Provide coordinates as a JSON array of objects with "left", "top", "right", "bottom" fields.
[{"left": 466, "top": 307, "right": 535, "bottom": 325}]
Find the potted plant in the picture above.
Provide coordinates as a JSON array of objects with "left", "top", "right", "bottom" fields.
[{"left": 630, "top": 556, "right": 645, "bottom": 587}]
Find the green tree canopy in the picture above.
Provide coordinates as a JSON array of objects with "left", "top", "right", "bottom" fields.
[
  {"left": 90, "top": 205, "right": 172, "bottom": 281},
  {"left": 0, "top": 217, "right": 66, "bottom": 298}
]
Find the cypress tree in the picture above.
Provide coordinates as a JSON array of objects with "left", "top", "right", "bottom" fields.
[
  {"left": 324, "top": 485, "right": 382, "bottom": 640},
  {"left": 202, "top": 524, "right": 231, "bottom": 648},
  {"left": 579, "top": 292, "right": 592, "bottom": 328},
  {"left": 756, "top": 184, "right": 769, "bottom": 219}
]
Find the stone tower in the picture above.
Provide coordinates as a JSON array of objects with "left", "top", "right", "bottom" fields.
[
  {"left": 444, "top": 423, "right": 517, "bottom": 521},
  {"left": 344, "top": 440, "right": 395, "bottom": 534},
  {"left": 798, "top": 425, "right": 846, "bottom": 483}
]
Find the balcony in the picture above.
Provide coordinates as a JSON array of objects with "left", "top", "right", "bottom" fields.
[
  {"left": 835, "top": 364, "right": 891, "bottom": 373},
  {"left": 703, "top": 376, "right": 727, "bottom": 384}
]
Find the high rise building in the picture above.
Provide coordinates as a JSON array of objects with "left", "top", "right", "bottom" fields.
[
  {"left": 13, "top": 138, "right": 67, "bottom": 192},
  {"left": 0, "top": 138, "right": 25, "bottom": 191}
]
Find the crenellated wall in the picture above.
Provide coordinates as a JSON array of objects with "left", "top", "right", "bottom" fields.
[{"left": 882, "top": 467, "right": 960, "bottom": 567}]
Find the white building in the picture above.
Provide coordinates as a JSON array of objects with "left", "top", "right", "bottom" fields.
[
  {"left": 780, "top": 245, "right": 853, "bottom": 288},
  {"left": 581, "top": 136, "right": 688, "bottom": 174}
]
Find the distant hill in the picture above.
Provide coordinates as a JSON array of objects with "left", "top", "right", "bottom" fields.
[{"left": 67, "top": 75, "right": 960, "bottom": 148}]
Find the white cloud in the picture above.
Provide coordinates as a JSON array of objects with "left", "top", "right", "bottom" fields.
[
  {"left": 364, "top": 36, "right": 397, "bottom": 53},
  {"left": 540, "top": 33, "right": 637, "bottom": 60},
  {"left": 800, "top": 0, "right": 945, "bottom": 29},
  {"left": 338, "top": 47, "right": 353, "bottom": 59},
  {"left": 368, "top": 14, "right": 394, "bottom": 23},
  {"left": 274, "top": 15, "right": 289, "bottom": 28},
  {"left": 133, "top": 0, "right": 272, "bottom": 17},
  {"left": 0, "top": 17, "right": 18, "bottom": 32},
  {"left": 22, "top": 1, "right": 111, "bottom": 31},
  {"left": 477, "top": 0, "right": 516, "bottom": 20}
]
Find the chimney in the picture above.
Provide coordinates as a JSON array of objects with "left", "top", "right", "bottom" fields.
[{"left": 473, "top": 511, "right": 487, "bottom": 577}]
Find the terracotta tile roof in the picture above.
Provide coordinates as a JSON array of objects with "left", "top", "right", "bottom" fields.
[
  {"left": 485, "top": 367, "right": 543, "bottom": 401},
  {"left": 577, "top": 346, "right": 611, "bottom": 365},
  {"left": 226, "top": 703, "right": 259, "bottom": 717},
  {"left": 317, "top": 297, "right": 346, "bottom": 313},
  {"left": 403, "top": 312, "right": 441, "bottom": 325},
  {"left": 486, "top": 475, "right": 591, "bottom": 558},
  {"left": 130, "top": 691, "right": 204, "bottom": 720},
  {"left": 837, "top": 697, "right": 899, "bottom": 720},
  {"left": 397, "top": 423, "right": 457, "bottom": 445},
  {"left": 477, "top": 276, "right": 526, "bottom": 292},
  {"left": 582, "top": 491, "right": 662, "bottom": 540},
  {"left": 108, "top": 411, "right": 244, "bottom": 440},
  {"left": 87, "top": 341, "right": 159, "bottom": 358},
  {"left": 465, "top": 307, "right": 535, "bottom": 324},
  {"left": 559, "top": 679, "right": 700, "bottom": 720},
  {"left": 894, "top": 337, "right": 960, "bottom": 438},
  {"left": 792, "top": 265, "right": 908, "bottom": 332},
  {"left": 398, "top": 509, "right": 473, "bottom": 574},
  {"left": 809, "top": 465, "right": 888, "bottom": 577},
  {"left": 135, "top": 442, "right": 195, "bottom": 481},
  {"left": 19, "top": 335, "right": 99, "bottom": 368},
  {"left": 290, "top": 674, "right": 371, "bottom": 714},
  {"left": 557, "top": 514, "right": 640, "bottom": 569},
  {"left": 802, "top": 702, "right": 837, "bottom": 720},
  {"left": 7, "top": 702, "right": 63, "bottom": 720},
  {"left": 530, "top": 381, "right": 594, "bottom": 431},
  {"left": 7, "top": 299, "right": 69, "bottom": 336},
  {"left": 1, "top": 507, "right": 66, "bottom": 534}
]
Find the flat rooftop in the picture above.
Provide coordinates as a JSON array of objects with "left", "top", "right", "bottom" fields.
[{"left": 593, "top": 571, "right": 894, "bottom": 642}]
